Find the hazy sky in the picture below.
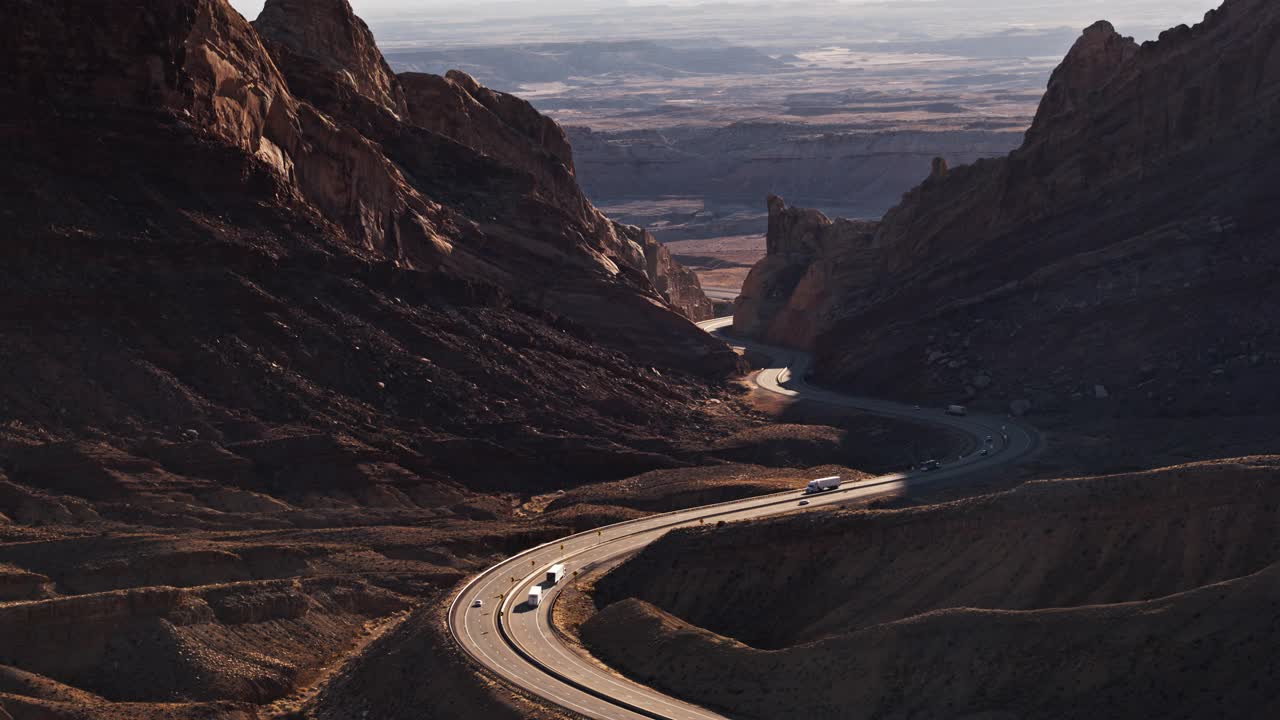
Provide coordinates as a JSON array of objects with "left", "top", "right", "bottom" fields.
[{"left": 231, "top": 0, "right": 1218, "bottom": 24}]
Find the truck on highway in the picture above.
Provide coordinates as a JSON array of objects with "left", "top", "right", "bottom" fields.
[
  {"left": 546, "top": 563, "right": 565, "bottom": 585},
  {"left": 946, "top": 404, "right": 968, "bottom": 416},
  {"left": 804, "top": 476, "right": 842, "bottom": 494},
  {"left": 527, "top": 585, "right": 543, "bottom": 608}
]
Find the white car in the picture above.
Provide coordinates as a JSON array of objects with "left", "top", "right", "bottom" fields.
[{"left": 472, "top": 599, "right": 483, "bottom": 609}]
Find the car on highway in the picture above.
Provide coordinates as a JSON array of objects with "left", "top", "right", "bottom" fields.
[
  {"left": 472, "top": 599, "right": 483, "bottom": 608},
  {"left": 980, "top": 448, "right": 989, "bottom": 456},
  {"left": 920, "top": 459, "right": 942, "bottom": 472},
  {"left": 986, "top": 435, "right": 993, "bottom": 443},
  {"left": 798, "top": 500, "right": 810, "bottom": 506}
]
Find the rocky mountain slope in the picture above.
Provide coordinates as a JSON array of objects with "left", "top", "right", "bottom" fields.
[
  {"left": 736, "top": 0, "right": 1280, "bottom": 420},
  {"left": 0, "top": 0, "right": 732, "bottom": 717},
  {"left": 5, "top": 0, "right": 729, "bottom": 492},
  {"left": 586, "top": 456, "right": 1280, "bottom": 718}
]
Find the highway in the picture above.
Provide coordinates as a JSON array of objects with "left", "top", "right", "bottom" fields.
[
  {"left": 449, "top": 316, "right": 1041, "bottom": 720},
  {"left": 701, "top": 286, "right": 741, "bottom": 303}
]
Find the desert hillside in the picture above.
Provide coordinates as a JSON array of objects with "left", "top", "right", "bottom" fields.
[
  {"left": 586, "top": 456, "right": 1280, "bottom": 718},
  {"left": 736, "top": 0, "right": 1280, "bottom": 421},
  {"left": 0, "top": 0, "right": 756, "bottom": 717},
  {"left": 3, "top": 0, "right": 737, "bottom": 497}
]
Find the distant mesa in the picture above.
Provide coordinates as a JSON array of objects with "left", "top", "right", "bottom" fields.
[{"left": 384, "top": 40, "right": 786, "bottom": 90}]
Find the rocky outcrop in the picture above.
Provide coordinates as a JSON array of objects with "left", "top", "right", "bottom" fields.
[
  {"left": 736, "top": 0, "right": 1280, "bottom": 417},
  {"left": 251, "top": 0, "right": 713, "bottom": 322},
  {"left": 3, "top": 0, "right": 731, "bottom": 482},
  {"left": 410, "top": 69, "right": 575, "bottom": 172},
  {"left": 626, "top": 224, "right": 715, "bottom": 321},
  {"left": 398, "top": 70, "right": 578, "bottom": 191},
  {"left": 733, "top": 195, "right": 876, "bottom": 347},
  {"left": 254, "top": 0, "right": 409, "bottom": 118}
]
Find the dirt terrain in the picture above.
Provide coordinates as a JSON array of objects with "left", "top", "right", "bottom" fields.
[
  {"left": 662, "top": 234, "right": 765, "bottom": 294},
  {"left": 585, "top": 456, "right": 1280, "bottom": 718}
]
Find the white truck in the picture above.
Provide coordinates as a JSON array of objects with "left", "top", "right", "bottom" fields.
[
  {"left": 804, "top": 476, "right": 842, "bottom": 494},
  {"left": 946, "top": 404, "right": 968, "bottom": 416},
  {"left": 546, "top": 563, "right": 565, "bottom": 585},
  {"left": 527, "top": 585, "right": 543, "bottom": 608}
]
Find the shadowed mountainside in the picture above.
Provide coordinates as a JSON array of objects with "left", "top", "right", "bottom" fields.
[
  {"left": 586, "top": 457, "right": 1280, "bottom": 718},
  {"left": 0, "top": 0, "right": 738, "bottom": 717},
  {"left": 736, "top": 0, "right": 1280, "bottom": 420},
  {"left": 579, "top": 5, "right": 1280, "bottom": 716}
]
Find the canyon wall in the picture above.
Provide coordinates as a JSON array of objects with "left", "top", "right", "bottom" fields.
[
  {"left": 0, "top": 1, "right": 738, "bottom": 714},
  {"left": 3, "top": 0, "right": 731, "bottom": 493},
  {"left": 737, "top": 0, "right": 1280, "bottom": 419}
]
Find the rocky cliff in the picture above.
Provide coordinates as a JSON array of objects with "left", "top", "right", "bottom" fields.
[
  {"left": 252, "top": 0, "right": 713, "bottom": 323},
  {"left": 737, "top": 0, "right": 1280, "bottom": 419},
  {"left": 4, "top": 0, "right": 729, "bottom": 484},
  {"left": 734, "top": 195, "right": 877, "bottom": 348},
  {"left": 0, "top": 1, "right": 735, "bottom": 715}
]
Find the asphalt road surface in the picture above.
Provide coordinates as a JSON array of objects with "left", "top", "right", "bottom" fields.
[
  {"left": 449, "top": 316, "right": 1042, "bottom": 720},
  {"left": 700, "top": 286, "right": 741, "bottom": 303}
]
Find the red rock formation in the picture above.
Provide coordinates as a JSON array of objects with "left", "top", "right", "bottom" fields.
[
  {"left": 0, "top": 2, "right": 740, "bottom": 716},
  {"left": 630, "top": 224, "right": 716, "bottom": 321},
  {"left": 1, "top": 0, "right": 745, "bottom": 495},
  {"left": 737, "top": 0, "right": 1280, "bottom": 417},
  {"left": 249, "top": 0, "right": 713, "bottom": 321},
  {"left": 254, "top": 0, "right": 409, "bottom": 118},
  {"left": 734, "top": 195, "right": 876, "bottom": 348}
]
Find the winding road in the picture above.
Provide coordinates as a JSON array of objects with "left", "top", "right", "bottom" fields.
[{"left": 449, "top": 316, "right": 1041, "bottom": 720}]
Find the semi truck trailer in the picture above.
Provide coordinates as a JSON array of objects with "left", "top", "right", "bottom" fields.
[
  {"left": 804, "top": 476, "right": 842, "bottom": 494},
  {"left": 546, "top": 563, "right": 565, "bottom": 585}
]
